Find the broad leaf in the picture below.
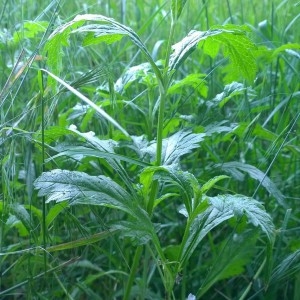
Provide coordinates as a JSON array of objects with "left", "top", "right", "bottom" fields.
[
  {"left": 219, "top": 161, "right": 286, "bottom": 207},
  {"left": 141, "top": 130, "right": 205, "bottom": 165},
  {"left": 169, "top": 29, "right": 221, "bottom": 70},
  {"left": 179, "top": 194, "right": 274, "bottom": 267},
  {"left": 169, "top": 24, "right": 257, "bottom": 83},
  {"left": 44, "top": 14, "right": 162, "bottom": 88},
  {"left": 34, "top": 169, "right": 135, "bottom": 216},
  {"left": 199, "top": 25, "right": 257, "bottom": 83}
]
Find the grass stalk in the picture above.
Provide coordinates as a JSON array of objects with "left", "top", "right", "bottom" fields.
[{"left": 123, "top": 245, "right": 143, "bottom": 300}]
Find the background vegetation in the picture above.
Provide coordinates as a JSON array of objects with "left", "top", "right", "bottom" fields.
[{"left": 0, "top": 0, "right": 299, "bottom": 299}]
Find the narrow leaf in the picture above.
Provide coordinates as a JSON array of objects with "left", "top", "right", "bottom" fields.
[
  {"left": 171, "top": 0, "right": 188, "bottom": 21},
  {"left": 41, "top": 68, "right": 129, "bottom": 137}
]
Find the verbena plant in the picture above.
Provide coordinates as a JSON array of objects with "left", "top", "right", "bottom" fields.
[{"left": 1, "top": 0, "right": 300, "bottom": 299}]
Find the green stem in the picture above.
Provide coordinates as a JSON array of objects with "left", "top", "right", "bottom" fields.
[
  {"left": 123, "top": 245, "right": 143, "bottom": 300},
  {"left": 147, "top": 18, "right": 176, "bottom": 215}
]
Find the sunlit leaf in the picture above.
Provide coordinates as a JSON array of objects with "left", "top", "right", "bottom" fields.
[
  {"left": 169, "top": 29, "right": 221, "bottom": 70},
  {"left": 199, "top": 24, "right": 257, "bottom": 82}
]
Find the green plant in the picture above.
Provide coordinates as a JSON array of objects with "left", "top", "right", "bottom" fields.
[
  {"left": 1, "top": 1, "right": 299, "bottom": 299},
  {"left": 31, "top": 2, "right": 277, "bottom": 299}
]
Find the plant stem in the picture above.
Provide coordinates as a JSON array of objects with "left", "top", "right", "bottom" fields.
[
  {"left": 147, "top": 16, "right": 176, "bottom": 215},
  {"left": 123, "top": 245, "right": 143, "bottom": 300}
]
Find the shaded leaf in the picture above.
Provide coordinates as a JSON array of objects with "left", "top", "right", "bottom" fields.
[
  {"left": 270, "top": 249, "right": 300, "bottom": 285},
  {"left": 200, "top": 175, "right": 229, "bottom": 194},
  {"left": 213, "top": 82, "right": 256, "bottom": 108},
  {"left": 197, "top": 230, "right": 258, "bottom": 298},
  {"left": 168, "top": 73, "right": 208, "bottom": 98},
  {"left": 179, "top": 194, "right": 274, "bottom": 266},
  {"left": 49, "top": 145, "right": 149, "bottom": 167},
  {"left": 219, "top": 161, "right": 286, "bottom": 207}
]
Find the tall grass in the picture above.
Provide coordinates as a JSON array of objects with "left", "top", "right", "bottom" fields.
[{"left": 1, "top": 0, "right": 299, "bottom": 299}]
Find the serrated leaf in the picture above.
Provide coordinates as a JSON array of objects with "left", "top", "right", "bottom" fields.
[
  {"left": 34, "top": 169, "right": 135, "bottom": 216},
  {"left": 179, "top": 194, "right": 274, "bottom": 267},
  {"left": 142, "top": 130, "right": 205, "bottom": 165},
  {"left": 44, "top": 14, "right": 161, "bottom": 89},
  {"left": 169, "top": 29, "right": 221, "bottom": 70},
  {"left": 219, "top": 161, "right": 286, "bottom": 207},
  {"left": 211, "top": 195, "right": 274, "bottom": 241},
  {"left": 12, "top": 21, "right": 48, "bottom": 44},
  {"left": 201, "top": 25, "right": 257, "bottom": 82}
]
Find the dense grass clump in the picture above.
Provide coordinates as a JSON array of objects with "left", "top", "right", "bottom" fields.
[{"left": 1, "top": 1, "right": 299, "bottom": 299}]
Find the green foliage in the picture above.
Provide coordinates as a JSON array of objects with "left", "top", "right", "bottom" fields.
[{"left": 1, "top": 0, "right": 299, "bottom": 299}]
